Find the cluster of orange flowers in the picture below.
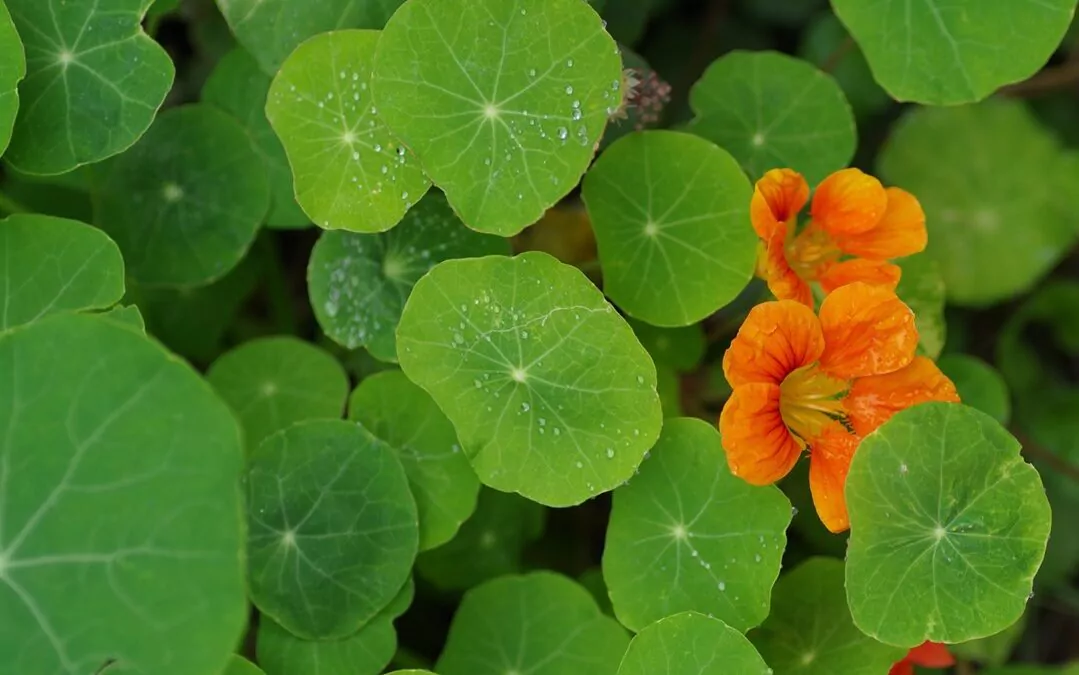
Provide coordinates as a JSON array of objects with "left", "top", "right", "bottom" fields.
[{"left": 719, "top": 167, "right": 959, "bottom": 533}]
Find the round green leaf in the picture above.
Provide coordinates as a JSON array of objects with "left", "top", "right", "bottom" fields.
[
  {"left": 203, "top": 47, "right": 309, "bottom": 229},
  {"left": 832, "top": 0, "right": 1077, "bottom": 105},
  {"left": 603, "top": 418, "right": 791, "bottom": 633},
  {"left": 95, "top": 104, "right": 271, "bottom": 287},
  {"left": 5, "top": 0, "right": 174, "bottom": 174},
  {"left": 266, "top": 29, "right": 431, "bottom": 233},
  {"left": 349, "top": 370, "right": 480, "bottom": 551},
  {"left": 751, "top": 557, "right": 906, "bottom": 675},
  {"left": 225, "top": 655, "right": 266, "bottom": 675},
  {"left": 396, "top": 252, "right": 663, "bottom": 507},
  {"left": 99, "top": 304, "right": 145, "bottom": 332},
  {"left": 0, "top": 313, "right": 246, "bottom": 675},
  {"left": 207, "top": 336, "right": 350, "bottom": 449},
  {"left": 0, "top": 0, "right": 25, "bottom": 156},
  {"left": 436, "top": 572, "right": 630, "bottom": 675},
  {"left": 627, "top": 318, "right": 705, "bottom": 373},
  {"left": 372, "top": 0, "right": 625, "bottom": 235},
  {"left": 245, "top": 419, "right": 419, "bottom": 639},
  {"left": 879, "top": 101, "right": 1078, "bottom": 306},
  {"left": 845, "top": 402, "right": 1052, "bottom": 646},
  {"left": 0, "top": 214, "right": 124, "bottom": 331},
  {"left": 215, "top": 0, "right": 405, "bottom": 74},
  {"left": 939, "top": 354, "right": 1011, "bottom": 425},
  {"left": 415, "top": 487, "right": 546, "bottom": 592},
  {"left": 618, "top": 612, "right": 771, "bottom": 675},
  {"left": 951, "top": 611, "right": 1027, "bottom": 667},
  {"left": 895, "top": 253, "right": 946, "bottom": 359},
  {"left": 686, "top": 50, "right": 855, "bottom": 185},
  {"left": 309, "top": 192, "right": 510, "bottom": 361},
  {"left": 256, "top": 580, "right": 413, "bottom": 675},
  {"left": 583, "top": 130, "right": 754, "bottom": 326}
]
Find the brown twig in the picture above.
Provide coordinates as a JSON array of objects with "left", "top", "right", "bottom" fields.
[
  {"left": 999, "top": 59, "right": 1079, "bottom": 97},
  {"left": 821, "top": 36, "right": 855, "bottom": 74},
  {"left": 1014, "top": 432, "right": 1079, "bottom": 485}
]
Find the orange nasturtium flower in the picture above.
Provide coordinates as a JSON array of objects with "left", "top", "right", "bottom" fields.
[
  {"left": 718, "top": 282, "right": 958, "bottom": 532},
  {"left": 752, "top": 167, "right": 927, "bottom": 307},
  {"left": 889, "top": 641, "right": 955, "bottom": 675}
]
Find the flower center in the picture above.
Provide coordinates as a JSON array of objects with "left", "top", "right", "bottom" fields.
[
  {"left": 786, "top": 224, "right": 841, "bottom": 281},
  {"left": 779, "top": 364, "right": 848, "bottom": 445}
]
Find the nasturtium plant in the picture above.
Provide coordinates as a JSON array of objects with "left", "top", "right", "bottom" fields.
[
  {"left": 0, "top": 214, "right": 124, "bottom": 331},
  {"left": 94, "top": 104, "right": 270, "bottom": 287},
  {"left": 266, "top": 29, "right": 431, "bottom": 233},
  {"left": 308, "top": 191, "right": 509, "bottom": 360},
  {"left": 686, "top": 50, "right": 855, "bottom": 185},
  {"left": 4, "top": 0, "right": 175, "bottom": 175},
  {"left": 396, "top": 252, "right": 662, "bottom": 507},
  {"left": 618, "top": 612, "right": 771, "bottom": 675},
  {"left": 372, "top": 0, "right": 624, "bottom": 235},
  {"left": 831, "top": 0, "right": 1078, "bottom": 105},
  {"left": 603, "top": 418, "right": 790, "bottom": 633},
  {"left": 0, "top": 313, "right": 247, "bottom": 675},
  {"left": 583, "top": 130, "right": 755, "bottom": 326},
  {"left": 6, "top": 0, "right": 1079, "bottom": 670},
  {"left": 436, "top": 572, "right": 629, "bottom": 675},
  {"left": 207, "top": 336, "right": 350, "bottom": 449},
  {"left": 845, "top": 403, "right": 1052, "bottom": 646},
  {"left": 245, "top": 419, "right": 418, "bottom": 639}
]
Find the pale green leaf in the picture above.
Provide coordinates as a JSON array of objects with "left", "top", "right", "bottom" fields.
[{"left": 618, "top": 612, "right": 772, "bottom": 675}]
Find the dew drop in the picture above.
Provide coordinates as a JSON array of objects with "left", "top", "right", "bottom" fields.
[
  {"left": 565, "top": 85, "right": 574, "bottom": 95},
  {"left": 557, "top": 127, "right": 568, "bottom": 140}
]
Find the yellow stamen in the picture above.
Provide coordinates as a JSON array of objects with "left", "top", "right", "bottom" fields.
[{"left": 779, "top": 364, "right": 848, "bottom": 444}]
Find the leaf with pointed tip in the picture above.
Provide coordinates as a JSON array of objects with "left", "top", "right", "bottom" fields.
[
  {"left": 372, "top": 0, "right": 624, "bottom": 235},
  {"left": 618, "top": 612, "right": 771, "bottom": 675},
  {"left": 5, "top": 0, "right": 174, "bottom": 174},
  {"left": 396, "top": 252, "right": 662, "bottom": 507}
]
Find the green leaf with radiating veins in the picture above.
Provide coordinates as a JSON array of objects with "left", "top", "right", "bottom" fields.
[
  {"left": 396, "top": 252, "right": 662, "bottom": 507},
  {"left": 845, "top": 402, "right": 1052, "bottom": 647},
  {"left": 372, "top": 0, "right": 625, "bottom": 235},
  {"left": 832, "top": 0, "right": 1077, "bottom": 105},
  {"left": 266, "top": 29, "right": 431, "bottom": 233},
  {"left": 583, "top": 131, "right": 754, "bottom": 326},
  {"left": 256, "top": 578, "right": 414, "bottom": 675},
  {"left": 0, "top": 214, "right": 124, "bottom": 331},
  {"left": 225, "top": 655, "right": 267, "bottom": 675},
  {"left": 207, "top": 336, "right": 350, "bottom": 450},
  {"left": 436, "top": 572, "right": 629, "bottom": 675},
  {"left": 686, "top": 51, "right": 855, "bottom": 185},
  {"left": 416, "top": 487, "right": 546, "bottom": 592},
  {"left": 939, "top": 354, "right": 1011, "bottom": 425},
  {"left": 603, "top": 418, "right": 791, "bottom": 633},
  {"left": 349, "top": 370, "right": 480, "bottom": 551},
  {"left": 215, "top": 0, "right": 405, "bottom": 74},
  {"left": 94, "top": 104, "right": 270, "bottom": 287},
  {"left": 203, "top": 47, "right": 309, "bottom": 229},
  {"left": 0, "top": 0, "right": 25, "bottom": 157},
  {"left": 98, "top": 304, "right": 145, "bottom": 332},
  {"left": 4, "top": 0, "right": 174, "bottom": 174},
  {"left": 309, "top": 192, "right": 509, "bottom": 361},
  {"left": 895, "top": 253, "right": 946, "bottom": 359},
  {"left": 245, "top": 419, "right": 418, "bottom": 640},
  {"left": 880, "top": 100, "right": 1079, "bottom": 306},
  {"left": 618, "top": 612, "right": 772, "bottom": 675},
  {"left": 0, "top": 313, "right": 247, "bottom": 675},
  {"left": 751, "top": 557, "right": 906, "bottom": 675}
]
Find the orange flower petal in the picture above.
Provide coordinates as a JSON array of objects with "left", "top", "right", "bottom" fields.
[
  {"left": 751, "top": 168, "right": 810, "bottom": 239},
  {"left": 786, "top": 221, "right": 842, "bottom": 284},
  {"left": 887, "top": 662, "right": 914, "bottom": 675},
  {"left": 720, "top": 383, "right": 804, "bottom": 485},
  {"left": 818, "top": 282, "right": 918, "bottom": 379},
  {"left": 846, "top": 356, "right": 961, "bottom": 437},
  {"left": 723, "top": 300, "right": 824, "bottom": 387},
  {"left": 818, "top": 258, "right": 901, "bottom": 295},
  {"left": 758, "top": 223, "right": 814, "bottom": 306},
  {"left": 834, "top": 187, "right": 927, "bottom": 260},
  {"left": 808, "top": 423, "right": 860, "bottom": 533},
  {"left": 811, "top": 168, "right": 888, "bottom": 236},
  {"left": 906, "top": 642, "right": 955, "bottom": 668}
]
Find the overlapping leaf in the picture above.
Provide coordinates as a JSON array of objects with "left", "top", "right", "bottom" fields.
[{"left": 618, "top": 612, "right": 772, "bottom": 675}]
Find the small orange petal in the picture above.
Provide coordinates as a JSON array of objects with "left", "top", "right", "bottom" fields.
[
  {"left": 723, "top": 300, "right": 824, "bottom": 387},
  {"left": 811, "top": 168, "right": 888, "bottom": 236},
  {"left": 846, "top": 356, "right": 960, "bottom": 437},
  {"left": 834, "top": 187, "right": 928, "bottom": 260},
  {"left": 720, "top": 383, "right": 804, "bottom": 485},
  {"left": 906, "top": 642, "right": 955, "bottom": 668},
  {"left": 818, "top": 282, "right": 918, "bottom": 380},
  {"left": 758, "top": 223, "right": 814, "bottom": 306},
  {"left": 808, "top": 423, "right": 860, "bottom": 533},
  {"left": 751, "top": 168, "right": 810, "bottom": 239},
  {"left": 818, "top": 258, "right": 901, "bottom": 295}
]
